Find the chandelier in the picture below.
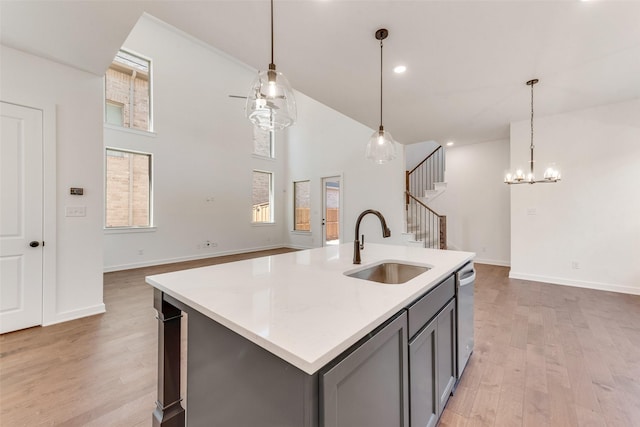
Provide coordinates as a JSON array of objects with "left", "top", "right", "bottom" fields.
[{"left": 504, "top": 79, "right": 561, "bottom": 184}]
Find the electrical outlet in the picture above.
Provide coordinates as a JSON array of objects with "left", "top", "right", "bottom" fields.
[
  {"left": 571, "top": 261, "right": 580, "bottom": 270},
  {"left": 138, "top": 249, "right": 144, "bottom": 255}
]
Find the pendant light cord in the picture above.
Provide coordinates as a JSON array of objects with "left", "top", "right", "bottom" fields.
[
  {"left": 379, "top": 38, "right": 383, "bottom": 130},
  {"left": 270, "top": 0, "right": 274, "bottom": 66}
]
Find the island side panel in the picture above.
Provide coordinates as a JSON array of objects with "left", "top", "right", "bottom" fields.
[{"left": 186, "top": 307, "right": 319, "bottom": 427}]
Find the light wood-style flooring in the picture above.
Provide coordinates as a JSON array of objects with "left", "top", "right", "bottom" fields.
[{"left": 1, "top": 255, "right": 639, "bottom": 426}]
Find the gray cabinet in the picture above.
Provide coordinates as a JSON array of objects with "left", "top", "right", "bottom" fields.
[
  {"left": 408, "top": 279, "right": 457, "bottom": 427},
  {"left": 166, "top": 274, "right": 459, "bottom": 427},
  {"left": 409, "top": 317, "right": 438, "bottom": 427},
  {"left": 320, "top": 312, "right": 409, "bottom": 427}
]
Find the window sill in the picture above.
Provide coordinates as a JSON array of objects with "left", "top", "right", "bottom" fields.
[
  {"left": 251, "top": 153, "right": 277, "bottom": 161},
  {"left": 104, "top": 123, "right": 157, "bottom": 138},
  {"left": 290, "top": 230, "right": 312, "bottom": 235},
  {"left": 251, "top": 222, "right": 276, "bottom": 227},
  {"left": 104, "top": 226, "right": 157, "bottom": 235}
]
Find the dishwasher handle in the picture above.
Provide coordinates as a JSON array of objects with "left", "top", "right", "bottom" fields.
[{"left": 459, "top": 270, "right": 475, "bottom": 287}]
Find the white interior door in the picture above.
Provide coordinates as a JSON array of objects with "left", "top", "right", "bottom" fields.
[
  {"left": 321, "top": 176, "right": 341, "bottom": 246},
  {"left": 0, "top": 102, "right": 44, "bottom": 334}
]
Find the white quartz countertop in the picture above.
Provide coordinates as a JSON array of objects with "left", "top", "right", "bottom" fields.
[{"left": 146, "top": 243, "right": 474, "bottom": 374}]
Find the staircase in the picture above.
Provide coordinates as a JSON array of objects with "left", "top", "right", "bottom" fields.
[{"left": 404, "top": 145, "right": 447, "bottom": 249}]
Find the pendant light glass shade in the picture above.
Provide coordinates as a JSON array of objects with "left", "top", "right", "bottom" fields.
[
  {"left": 246, "top": 0, "right": 296, "bottom": 131},
  {"left": 366, "top": 126, "right": 397, "bottom": 164},
  {"left": 367, "top": 28, "right": 397, "bottom": 164},
  {"left": 246, "top": 67, "right": 297, "bottom": 131}
]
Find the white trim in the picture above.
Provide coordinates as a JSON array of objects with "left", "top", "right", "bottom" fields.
[
  {"left": 43, "top": 303, "right": 106, "bottom": 326},
  {"left": 290, "top": 230, "right": 312, "bottom": 235},
  {"left": 104, "top": 123, "right": 157, "bottom": 137},
  {"left": 251, "top": 153, "right": 277, "bottom": 161},
  {"left": 251, "top": 222, "right": 277, "bottom": 227},
  {"left": 508, "top": 271, "right": 640, "bottom": 296},
  {"left": 42, "top": 103, "right": 57, "bottom": 327},
  {"left": 474, "top": 258, "right": 510, "bottom": 267},
  {"left": 103, "top": 244, "right": 286, "bottom": 273},
  {"left": 104, "top": 226, "right": 157, "bottom": 234},
  {"left": 286, "top": 244, "right": 314, "bottom": 250}
]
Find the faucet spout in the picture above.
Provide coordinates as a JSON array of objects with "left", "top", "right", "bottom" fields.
[{"left": 353, "top": 209, "right": 391, "bottom": 264}]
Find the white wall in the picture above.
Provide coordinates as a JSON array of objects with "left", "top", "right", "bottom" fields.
[
  {"left": 510, "top": 99, "right": 640, "bottom": 295},
  {"left": 103, "top": 16, "right": 287, "bottom": 271},
  {"left": 405, "top": 140, "right": 440, "bottom": 170},
  {"left": 1, "top": 45, "right": 105, "bottom": 324},
  {"left": 429, "top": 139, "right": 511, "bottom": 266},
  {"left": 285, "top": 91, "right": 406, "bottom": 250}
]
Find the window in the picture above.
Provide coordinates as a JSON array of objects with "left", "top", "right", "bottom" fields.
[
  {"left": 105, "top": 149, "right": 152, "bottom": 228},
  {"left": 105, "top": 50, "right": 152, "bottom": 131},
  {"left": 252, "top": 171, "right": 273, "bottom": 223},
  {"left": 253, "top": 127, "right": 274, "bottom": 158},
  {"left": 293, "top": 181, "right": 310, "bottom": 231}
]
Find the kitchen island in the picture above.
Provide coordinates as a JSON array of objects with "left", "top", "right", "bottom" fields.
[{"left": 147, "top": 243, "right": 474, "bottom": 427}]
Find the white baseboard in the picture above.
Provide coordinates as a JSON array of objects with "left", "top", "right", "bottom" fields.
[
  {"left": 43, "top": 303, "right": 106, "bottom": 326},
  {"left": 508, "top": 271, "right": 640, "bottom": 296},
  {"left": 474, "top": 258, "right": 510, "bottom": 267},
  {"left": 285, "top": 244, "right": 314, "bottom": 250},
  {"left": 103, "top": 244, "right": 287, "bottom": 273}
]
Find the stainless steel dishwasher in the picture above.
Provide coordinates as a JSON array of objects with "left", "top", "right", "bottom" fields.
[{"left": 456, "top": 261, "right": 475, "bottom": 379}]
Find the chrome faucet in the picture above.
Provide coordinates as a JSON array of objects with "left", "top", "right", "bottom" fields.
[{"left": 353, "top": 209, "right": 391, "bottom": 264}]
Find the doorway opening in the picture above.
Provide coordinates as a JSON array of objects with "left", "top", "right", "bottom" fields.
[{"left": 322, "top": 176, "right": 341, "bottom": 246}]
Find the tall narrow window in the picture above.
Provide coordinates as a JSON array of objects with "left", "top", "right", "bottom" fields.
[
  {"left": 105, "top": 149, "right": 152, "bottom": 228},
  {"left": 293, "top": 180, "right": 310, "bottom": 231},
  {"left": 253, "top": 127, "right": 274, "bottom": 158},
  {"left": 252, "top": 170, "right": 273, "bottom": 223},
  {"left": 105, "top": 50, "right": 152, "bottom": 131}
]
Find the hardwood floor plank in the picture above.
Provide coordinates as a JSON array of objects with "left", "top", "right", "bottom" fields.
[{"left": 2, "top": 257, "right": 639, "bottom": 427}]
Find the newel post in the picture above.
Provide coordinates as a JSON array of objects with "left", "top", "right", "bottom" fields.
[
  {"left": 439, "top": 216, "right": 447, "bottom": 250},
  {"left": 152, "top": 289, "right": 185, "bottom": 427}
]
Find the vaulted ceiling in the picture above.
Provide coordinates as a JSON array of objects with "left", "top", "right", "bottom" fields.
[{"left": 2, "top": 0, "right": 639, "bottom": 145}]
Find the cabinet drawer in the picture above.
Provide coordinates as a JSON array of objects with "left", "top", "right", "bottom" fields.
[{"left": 407, "top": 275, "right": 455, "bottom": 339}]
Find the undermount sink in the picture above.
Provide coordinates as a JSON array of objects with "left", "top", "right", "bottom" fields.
[{"left": 345, "top": 261, "right": 430, "bottom": 285}]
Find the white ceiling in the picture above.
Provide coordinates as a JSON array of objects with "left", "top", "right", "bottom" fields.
[{"left": 2, "top": 0, "right": 639, "bottom": 145}]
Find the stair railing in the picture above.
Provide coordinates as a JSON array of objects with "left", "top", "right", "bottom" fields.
[
  {"left": 406, "top": 145, "right": 445, "bottom": 203},
  {"left": 405, "top": 191, "right": 447, "bottom": 249}
]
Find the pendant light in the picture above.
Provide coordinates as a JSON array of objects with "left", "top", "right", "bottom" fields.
[
  {"left": 505, "top": 79, "right": 561, "bottom": 184},
  {"left": 365, "top": 28, "right": 397, "bottom": 164},
  {"left": 246, "top": 0, "right": 296, "bottom": 131}
]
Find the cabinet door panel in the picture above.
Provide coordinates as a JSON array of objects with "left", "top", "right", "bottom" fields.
[
  {"left": 321, "top": 312, "right": 409, "bottom": 427},
  {"left": 409, "top": 319, "right": 438, "bottom": 427},
  {"left": 437, "top": 299, "right": 457, "bottom": 410}
]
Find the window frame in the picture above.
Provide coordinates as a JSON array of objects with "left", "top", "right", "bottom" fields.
[
  {"left": 104, "top": 147, "right": 154, "bottom": 230},
  {"left": 104, "top": 48, "right": 154, "bottom": 133},
  {"left": 251, "top": 170, "right": 275, "bottom": 224},
  {"left": 293, "top": 180, "right": 311, "bottom": 232}
]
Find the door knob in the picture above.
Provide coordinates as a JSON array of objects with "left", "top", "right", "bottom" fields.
[{"left": 29, "top": 241, "right": 40, "bottom": 248}]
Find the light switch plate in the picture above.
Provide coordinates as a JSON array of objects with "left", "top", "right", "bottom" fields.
[{"left": 65, "top": 206, "right": 86, "bottom": 217}]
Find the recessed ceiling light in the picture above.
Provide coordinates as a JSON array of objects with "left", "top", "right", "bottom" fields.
[
  {"left": 393, "top": 65, "right": 407, "bottom": 74},
  {"left": 446, "top": 141, "right": 454, "bottom": 147}
]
